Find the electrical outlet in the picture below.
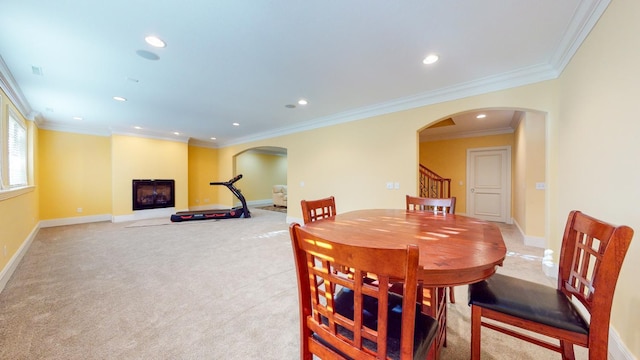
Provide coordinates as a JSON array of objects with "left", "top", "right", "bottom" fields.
[
  {"left": 3, "top": 245, "right": 7, "bottom": 257},
  {"left": 76, "top": 208, "right": 83, "bottom": 213}
]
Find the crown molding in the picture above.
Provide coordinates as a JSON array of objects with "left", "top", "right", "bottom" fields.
[
  {"left": 38, "top": 121, "right": 192, "bottom": 144},
  {"left": 188, "top": 138, "right": 218, "bottom": 149},
  {"left": 38, "top": 121, "right": 112, "bottom": 137},
  {"left": 219, "top": 62, "right": 557, "bottom": 147},
  {"left": 0, "top": 55, "right": 34, "bottom": 121},
  {"left": 109, "top": 130, "right": 190, "bottom": 144},
  {"left": 550, "top": 0, "right": 611, "bottom": 73}
]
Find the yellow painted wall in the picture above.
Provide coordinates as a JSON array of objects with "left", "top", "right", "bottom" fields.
[
  {"left": 523, "top": 113, "right": 545, "bottom": 237},
  {"left": 111, "top": 135, "right": 188, "bottom": 215},
  {"left": 513, "top": 115, "right": 527, "bottom": 232},
  {"left": 216, "top": 80, "right": 558, "bottom": 223},
  {"left": 0, "top": 87, "right": 38, "bottom": 275},
  {"left": 38, "top": 130, "right": 112, "bottom": 219},
  {"left": 419, "top": 133, "right": 515, "bottom": 215},
  {"left": 187, "top": 145, "right": 219, "bottom": 209},
  {"left": 556, "top": 0, "right": 640, "bottom": 354},
  {"left": 0, "top": 190, "right": 38, "bottom": 272},
  {"left": 235, "top": 150, "right": 287, "bottom": 202},
  {"left": 512, "top": 112, "right": 546, "bottom": 238}
]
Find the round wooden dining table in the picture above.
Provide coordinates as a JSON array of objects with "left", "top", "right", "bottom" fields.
[{"left": 301, "top": 209, "right": 507, "bottom": 287}]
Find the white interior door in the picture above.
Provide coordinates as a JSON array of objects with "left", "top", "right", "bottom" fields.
[{"left": 467, "top": 147, "right": 511, "bottom": 223}]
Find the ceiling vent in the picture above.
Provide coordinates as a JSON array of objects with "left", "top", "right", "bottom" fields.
[{"left": 31, "top": 66, "right": 43, "bottom": 76}]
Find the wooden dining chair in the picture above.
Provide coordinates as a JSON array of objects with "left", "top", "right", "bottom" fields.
[
  {"left": 289, "top": 222, "right": 438, "bottom": 360},
  {"left": 468, "top": 210, "right": 634, "bottom": 360},
  {"left": 406, "top": 195, "right": 457, "bottom": 304},
  {"left": 406, "top": 195, "right": 456, "bottom": 214},
  {"left": 300, "top": 196, "right": 336, "bottom": 224}
]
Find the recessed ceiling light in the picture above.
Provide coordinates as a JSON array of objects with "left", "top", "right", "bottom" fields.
[
  {"left": 113, "top": 96, "right": 127, "bottom": 102},
  {"left": 422, "top": 54, "right": 439, "bottom": 65},
  {"left": 72, "top": 116, "right": 83, "bottom": 120},
  {"left": 134, "top": 126, "right": 142, "bottom": 130},
  {"left": 476, "top": 114, "right": 487, "bottom": 119},
  {"left": 298, "top": 99, "right": 308, "bottom": 106},
  {"left": 145, "top": 35, "right": 166, "bottom": 48},
  {"left": 173, "top": 132, "right": 180, "bottom": 135},
  {"left": 232, "top": 122, "right": 240, "bottom": 126},
  {"left": 210, "top": 137, "right": 216, "bottom": 140}
]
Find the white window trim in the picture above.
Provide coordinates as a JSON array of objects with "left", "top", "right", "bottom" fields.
[
  {"left": 0, "top": 185, "right": 35, "bottom": 201},
  {"left": 0, "top": 103, "right": 32, "bottom": 197}
]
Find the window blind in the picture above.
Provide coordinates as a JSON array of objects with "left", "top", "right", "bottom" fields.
[{"left": 8, "top": 113, "right": 27, "bottom": 187}]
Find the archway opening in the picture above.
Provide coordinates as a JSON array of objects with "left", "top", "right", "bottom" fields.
[
  {"left": 418, "top": 108, "right": 547, "bottom": 247},
  {"left": 232, "top": 146, "right": 288, "bottom": 207}
]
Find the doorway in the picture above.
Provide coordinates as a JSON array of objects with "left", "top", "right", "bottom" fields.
[{"left": 466, "top": 146, "right": 511, "bottom": 223}]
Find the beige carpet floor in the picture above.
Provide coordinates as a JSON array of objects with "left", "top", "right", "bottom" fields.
[
  {"left": 0, "top": 208, "right": 587, "bottom": 359},
  {"left": 256, "top": 205, "right": 287, "bottom": 214}
]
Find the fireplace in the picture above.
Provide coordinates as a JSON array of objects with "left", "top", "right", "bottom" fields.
[{"left": 132, "top": 179, "right": 175, "bottom": 210}]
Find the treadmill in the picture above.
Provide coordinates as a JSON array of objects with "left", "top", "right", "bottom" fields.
[{"left": 170, "top": 174, "right": 251, "bottom": 222}]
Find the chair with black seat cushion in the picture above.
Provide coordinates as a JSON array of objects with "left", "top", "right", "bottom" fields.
[
  {"left": 289, "top": 222, "right": 438, "bottom": 360},
  {"left": 300, "top": 196, "right": 336, "bottom": 224},
  {"left": 468, "top": 210, "right": 634, "bottom": 360}
]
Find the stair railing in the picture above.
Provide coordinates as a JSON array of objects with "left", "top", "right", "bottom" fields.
[{"left": 419, "top": 164, "right": 451, "bottom": 199}]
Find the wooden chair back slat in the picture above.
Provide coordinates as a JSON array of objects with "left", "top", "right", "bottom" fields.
[
  {"left": 406, "top": 195, "right": 456, "bottom": 214},
  {"left": 301, "top": 196, "right": 337, "bottom": 223},
  {"left": 290, "top": 222, "right": 423, "bottom": 360},
  {"left": 559, "top": 211, "right": 633, "bottom": 320}
]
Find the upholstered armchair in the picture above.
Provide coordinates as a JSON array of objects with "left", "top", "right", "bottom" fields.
[{"left": 272, "top": 185, "right": 287, "bottom": 207}]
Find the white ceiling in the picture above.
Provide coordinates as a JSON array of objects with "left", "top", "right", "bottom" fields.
[{"left": 0, "top": 1, "right": 608, "bottom": 147}]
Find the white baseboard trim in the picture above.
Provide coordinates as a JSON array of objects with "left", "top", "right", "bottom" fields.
[
  {"left": 0, "top": 222, "right": 40, "bottom": 293},
  {"left": 39, "top": 214, "right": 112, "bottom": 228},
  {"left": 512, "top": 218, "right": 546, "bottom": 248},
  {"left": 609, "top": 327, "right": 634, "bottom": 360},
  {"left": 523, "top": 235, "right": 546, "bottom": 248},
  {"left": 247, "top": 199, "right": 272, "bottom": 206}
]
